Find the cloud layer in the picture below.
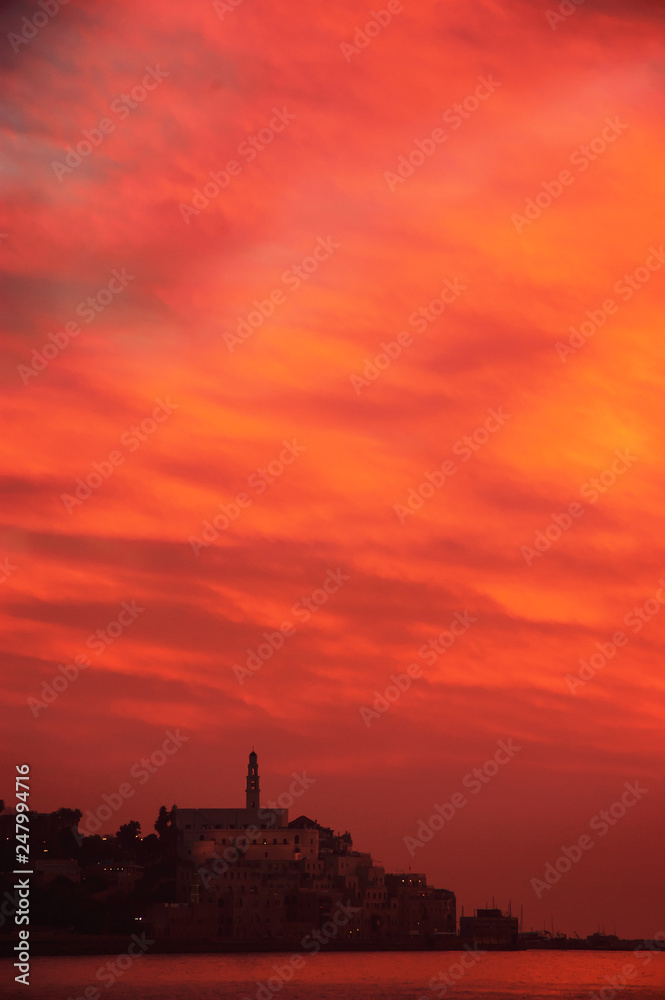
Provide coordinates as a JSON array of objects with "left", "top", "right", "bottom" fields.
[{"left": 1, "top": 0, "right": 664, "bottom": 937}]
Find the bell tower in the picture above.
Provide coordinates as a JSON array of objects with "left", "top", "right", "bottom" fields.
[{"left": 246, "top": 749, "right": 260, "bottom": 810}]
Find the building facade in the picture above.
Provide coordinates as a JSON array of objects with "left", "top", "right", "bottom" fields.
[{"left": 149, "top": 751, "right": 456, "bottom": 945}]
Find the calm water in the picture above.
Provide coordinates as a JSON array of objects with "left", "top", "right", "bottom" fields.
[{"left": 2, "top": 951, "right": 665, "bottom": 999}]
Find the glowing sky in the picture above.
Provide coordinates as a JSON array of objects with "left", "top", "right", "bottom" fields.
[{"left": 2, "top": 0, "right": 664, "bottom": 938}]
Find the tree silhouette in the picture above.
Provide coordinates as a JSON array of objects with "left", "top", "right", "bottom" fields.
[
  {"left": 53, "top": 808, "right": 83, "bottom": 856},
  {"left": 155, "top": 804, "right": 177, "bottom": 839},
  {"left": 53, "top": 807, "right": 82, "bottom": 826},
  {"left": 116, "top": 820, "right": 141, "bottom": 858},
  {"left": 154, "top": 804, "right": 178, "bottom": 874}
]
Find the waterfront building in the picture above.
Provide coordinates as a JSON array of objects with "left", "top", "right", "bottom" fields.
[
  {"left": 149, "top": 751, "right": 456, "bottom": 944},
  {"left": 459, "top": 907, "right": 519, "bottom": 947}
]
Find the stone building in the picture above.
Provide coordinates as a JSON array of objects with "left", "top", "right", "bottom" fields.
[{"left": 148, "top": 751, "right": 456, "bottom": 945}]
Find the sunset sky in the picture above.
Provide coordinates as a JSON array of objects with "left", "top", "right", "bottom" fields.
[{"left": 2, "top": 0, "right": 664, "bottom": 939}]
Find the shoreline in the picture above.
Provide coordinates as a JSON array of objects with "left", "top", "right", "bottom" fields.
[{"left": 0, "top": 936, "right": 658, "bottom": 958}]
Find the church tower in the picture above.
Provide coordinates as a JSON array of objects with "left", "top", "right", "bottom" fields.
[{"left": 246, "top": 749, "right": 260, "bottom": 810}]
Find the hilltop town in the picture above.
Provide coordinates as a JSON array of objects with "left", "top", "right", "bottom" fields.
[
  {"left": 3, "top": 753, "right": 653, "bottom": 954},
  {"left": 157, "top": 750, "right": 456, "bottom": 945},
  {"left": 1, "top": 752, "right": 461, "bottom": 951}
]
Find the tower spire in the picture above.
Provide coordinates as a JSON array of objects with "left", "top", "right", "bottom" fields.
[{"left": 246, "top": 749, "right": 260, "bottom": 810}]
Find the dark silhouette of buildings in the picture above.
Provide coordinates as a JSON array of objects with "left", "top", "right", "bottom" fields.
[
  {"left": 147, "top": 751, "right": 456, "bottom": 944},
  {"left": 460, "top": 908, "right": 519, "bottom": 947}
]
